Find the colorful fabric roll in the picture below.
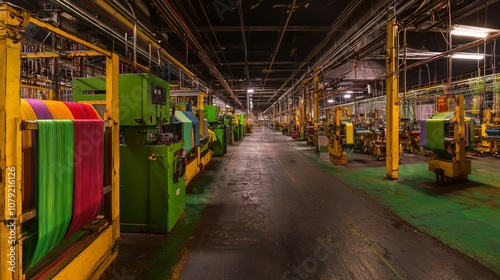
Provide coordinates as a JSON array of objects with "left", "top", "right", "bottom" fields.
[{"left": 20, "top": 99, "right": 105, "bottom": 272}]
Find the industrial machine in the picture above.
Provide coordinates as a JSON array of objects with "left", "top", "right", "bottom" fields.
[
  {"left": 232, "top": 113, "right": 246, "bottom": 141},
  {"left": 205, "top": 105, "right": 228, "bottom": 155},
  {"left": 73, "top": 73, "right": 187, "bottom": 233},
  {"left": 476, "top": 108, "right": 500, "bottom": 155},
  {"left": 399, "top": 119, "right": 421, "bottom": 154},
  {"left": 420, "top": 95, "right": 474, "bottom": 183},
  {"left": 328, "top": 107, "right": 354, "bottom": 165},
  {"left": 170, "top": 91, "right": 214, "bottom": 185}
]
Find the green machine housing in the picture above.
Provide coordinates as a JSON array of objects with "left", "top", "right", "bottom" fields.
[
  {"left": 72, "top": 73, "right": 186, "bottom": 233},
  {"left": 204, "top": 105, "right": 227, "bottom": 155}
]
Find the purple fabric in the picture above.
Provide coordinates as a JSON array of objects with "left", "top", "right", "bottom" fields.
[
  {"left": 26, "top": 99, "right": 53, "bottom": 119},
  {"left": 420, "top": 120, "right": 427, "bottom": 148}
]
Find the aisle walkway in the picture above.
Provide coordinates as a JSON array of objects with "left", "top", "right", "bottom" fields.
[{"left": 174, "top": 127, "right": 497, "bottom": 280}]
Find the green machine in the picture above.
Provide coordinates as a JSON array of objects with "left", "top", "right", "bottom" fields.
[
  {"left": 205, "top": 105, "right": 227, "bottom": 155},
  {"left": 73, "top": 73, "right": 186, "bottom": 233}
]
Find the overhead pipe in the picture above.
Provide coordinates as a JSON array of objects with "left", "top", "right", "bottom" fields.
[
  {"left": 91, "top": 0, "right": 196, "bottom": 77},
  {"left": 264, "top": 0, "right": 418, "bottom": 114},
  {"left": 52, "top": 0, "right": 169, "bottom": 73},
  {"left": 151, "top": 0, "right": 244, "bottom": 109},
  {"left": 259, "top": 0, "right": 296, "bottom": 102},
  {"left": 265, "top": 0, "right": 366, "bottom": 104},
  {"left": 124, "top": 0, "right": 137, "bottom": 65},
  {"left": 237, "top": 2, "right": 251, "bottom": 84}
]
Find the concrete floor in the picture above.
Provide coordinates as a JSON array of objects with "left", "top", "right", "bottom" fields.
[{"left": 106, "top": 126, "right": 499, "bottom": 280}]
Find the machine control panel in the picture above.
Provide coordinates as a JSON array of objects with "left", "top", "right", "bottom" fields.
[{"left": 152, "top": 84, "right": 167, "bottom": 105}]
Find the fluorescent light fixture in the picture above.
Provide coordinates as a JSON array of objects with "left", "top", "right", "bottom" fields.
[
  {"left": 451, "top": 25, "right": 494, "bottom": 38},
  {"left": 405, "top": 51, "right": 484, "bottom": 60},
  {"left": 327, "top": 99, "right": 334, "bottom": 103},
  {"left": 451, "top": 53, "right": 484, "bottom": 60},
  {"left": 344, "top": 94, "right": 351, "bottom": 99},
  {"left": 247, "top": 89, "right": 254, "bottom": 93}
]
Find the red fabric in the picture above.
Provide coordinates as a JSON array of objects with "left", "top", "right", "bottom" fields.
[
  {"left": 63, "top": 102, "right": 100, "bottom": 119},
  {"left": 65, "top": 120, "right": 104, "bottom": 237}
]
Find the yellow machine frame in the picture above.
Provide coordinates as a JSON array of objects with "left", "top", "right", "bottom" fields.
[
  {"left": 477, "top": 109, "right": 500, "bottom": 155},
  {"left": 0, "top": 4, "right": 120, "bottom": 279},
  {"left": 171, "top": 92, "right": 214, "bottom": 186},
  {"left": 328, "top": 107, "right": 353, "bottom": 165},
  {"left": 429, "top": 95, "right": 471, "bottom": 183}
]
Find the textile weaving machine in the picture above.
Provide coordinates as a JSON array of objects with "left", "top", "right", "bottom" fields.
[{"left": 420, "top": 95, "right": 474, "bottom": 183}]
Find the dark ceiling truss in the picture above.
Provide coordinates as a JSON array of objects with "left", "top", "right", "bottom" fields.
[
  {"left": 151, "top": 0, "right": 245, "bottom": 109},
  {"left": 263, "top": 0, "right": 498, "bottom": 114},
  {"left": 19, "top": 0, "right": 500, "bottom": 113}
]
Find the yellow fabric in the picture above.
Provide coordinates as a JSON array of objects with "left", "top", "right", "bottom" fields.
[{"left": 43, "top": 100, "right": 74, "bottom": 119}]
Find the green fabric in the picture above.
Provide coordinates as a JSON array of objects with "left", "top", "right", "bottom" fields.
[
  {"left": 431, "top": 111, "right": 454, "bottom": 119},
  {"left": 28, "top": 120, "right": 74, "bottom": 269},
  {"left": 425, "top": 119, "right": 448, "bottom": 158}
]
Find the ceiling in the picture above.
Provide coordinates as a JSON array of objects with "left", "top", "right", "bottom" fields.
[{"left": 15, "top": 0, "right": 500, "bottom": 112}]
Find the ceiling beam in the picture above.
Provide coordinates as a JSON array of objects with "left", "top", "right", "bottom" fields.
[{"left": 161, "top": 26, "right": 331, "bottom": 32}]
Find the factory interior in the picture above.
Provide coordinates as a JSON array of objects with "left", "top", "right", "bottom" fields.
[{"left": 0, "top": 0, "right": 499, "bottom": 279}]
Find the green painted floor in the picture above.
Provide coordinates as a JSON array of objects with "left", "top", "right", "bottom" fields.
[{"left": 291, "top": 141, "right": 500, "bottom": 276}]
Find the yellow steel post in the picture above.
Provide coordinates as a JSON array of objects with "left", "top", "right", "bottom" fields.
[
  {"left": 105, "top": 53, "right": 120, "bottom": 242},
  {"left": 313, "top": 73, "right": 319, "bottom": 123},
  {"left": 385, "top": 11, "right": 399, "bottom": 180},
  {"left": 329, "top": 107, "right": 347, "bottom": 165},
  {"left": 198, "top": 93, "right": 205, "bottom": 137},
  {"left": 279, "top": 101, "right": 282, "bottom": 126},
  {"left": 454, "top": 95, "right": 466, "bottom": 171},
  {"left": 0, "top": 4, "right": 29, "bottom": 279},
  {"left": 300, "top": 80, "right": 306, "bottom": 137}
]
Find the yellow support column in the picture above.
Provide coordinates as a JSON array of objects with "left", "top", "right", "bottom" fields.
[
  {"left": 105, "top": 53, "right": 120, "bottom": 242},
  {"left": 300, "top": 80, "right": 306, "bottom": 138},
  {"left": 454, "top": 95, "right": 467, "bottom": 173},
  {"left": 198, "top": 93, "right": 206, "bottom": 137},
  {"left": 0, "top": 4, "right": 29, "bottom": 279},
  {"left": 313, "top": 73, "right": 319, "bottom": 123},
  {"left": 385, "top": 10, "right": 399, "bottom": 179}
]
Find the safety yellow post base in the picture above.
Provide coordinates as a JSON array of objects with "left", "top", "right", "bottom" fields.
[
  {"left": 330, "top": 152, "right": 347, "bottom": 165},
  {"left": 429, "top": 158, "right": 471, "bottom": 183}
]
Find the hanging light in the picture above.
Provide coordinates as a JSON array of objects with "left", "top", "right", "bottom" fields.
[
  {"left": 451, "top": 53, "right": 484, "bottom": 60},
  {"left": 450, "top": 25, "right": 494, "bottom": 38}
]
